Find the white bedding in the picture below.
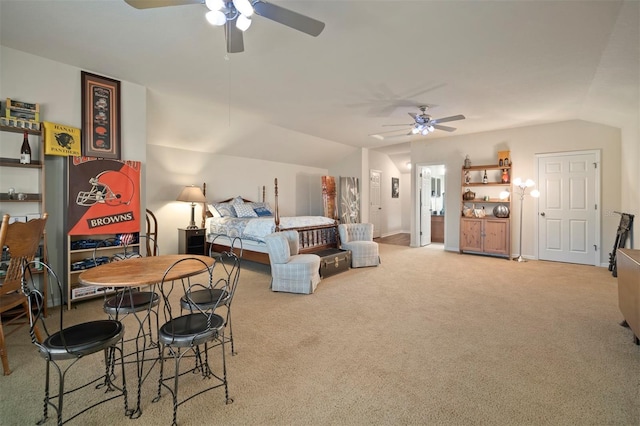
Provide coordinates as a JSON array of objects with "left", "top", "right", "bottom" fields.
[{"left": 206, "top": 216, "right": 335, "bottom": 244}]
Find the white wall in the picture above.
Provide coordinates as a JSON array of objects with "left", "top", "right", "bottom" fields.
[
  {"left": 146, "top": 145, "right": 328, "bottom": 254},
  {"left": 0, "top": 46, "right": 146, "bottom": 285},
  {"left": 369, "top": 150, "right": 404, "bottom": 237},
  {"left": 411, "top": 120, "right": 622, "bottom": 264}
]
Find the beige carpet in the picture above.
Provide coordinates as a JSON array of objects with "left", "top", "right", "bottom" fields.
[{"left": 1, "top": 243, "right": 638, "bottom": 425}]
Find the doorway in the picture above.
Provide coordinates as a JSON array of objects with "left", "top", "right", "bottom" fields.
[
  {"left": 415, "top": 164, "right": 446, "bottom": 247},
  {"left": 536, "top": 150, "right": 600, "bottom": 265},
  {"left": 369, "top": 169, "right": 382, "bottom": 239}
]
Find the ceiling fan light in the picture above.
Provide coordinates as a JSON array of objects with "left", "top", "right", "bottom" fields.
[
  {"left": 236, "top": 13, "right": 252, "bottom": 31},
  {"left": 206, "top": 10, "right": 227, "bottom": 26},
  {"left": 233, "top": 0, "right": 253, "bottom": 17},
  {"left": 205, "top": 0, "right": 224, "bottom": 11},
  {"left": 421, "top": 128, "right": 429, "bottom": 136},
  {"left": 427, "top": 125, "right": 434, "bottom": 132},
  {"left": 411, "top": 127, "right": 419, "bottom": 135}
]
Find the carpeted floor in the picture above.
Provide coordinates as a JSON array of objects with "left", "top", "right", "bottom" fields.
[{"left": 1, "top": 243, "right": 638, "bottom": 425}]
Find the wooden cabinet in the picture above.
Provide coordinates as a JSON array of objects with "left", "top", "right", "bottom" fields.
[
  {"left": 617, "top": 249, "right": 640, "bottom": 344},
  {"left": 431, "top": 215, "right": 444, "bottom": 243},
  {"left": 0, "top": 125, "right": 49, "bottom": 313},
  {"left": 460, "top": 164, "right": 512, "bottom": 259}
]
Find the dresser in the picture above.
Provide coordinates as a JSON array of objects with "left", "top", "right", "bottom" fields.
[{"left": 617, "top": 248, "right": 640, "bottom": 345}]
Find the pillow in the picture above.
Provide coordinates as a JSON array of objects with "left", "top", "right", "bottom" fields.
[
  {"left": 250, "top": 202, "right": 273, "bottom": 216},
  {"left": 214, "top": 203, "right": 236, "bottom": 217},
  {"left": 254, "top": 206, "right": 273, "bottom": 217},
  {"left": 208, "top": 204, "right": 221, "bottom": 218},
  {"left": 234, "top": 203, "right": 258, "bottom": 218},
  {"left": 231, "top": 196, "right": 245, "bottom": 205}
]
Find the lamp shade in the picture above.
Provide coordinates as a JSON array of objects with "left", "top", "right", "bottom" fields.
[{"left": 177, "top": 185, "right": 207, "bottom": 203}]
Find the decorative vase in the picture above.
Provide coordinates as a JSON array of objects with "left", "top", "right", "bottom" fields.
[{"left": 493, "top": 204, "right": 510, "bottom": 218}]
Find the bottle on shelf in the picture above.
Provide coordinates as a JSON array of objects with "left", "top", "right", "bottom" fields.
[
  {"left": 20, "top": 131, "right": 31, "bottom": 164},
  {"left": 482, "top": 170, "right": 488, "bottom": 184}
]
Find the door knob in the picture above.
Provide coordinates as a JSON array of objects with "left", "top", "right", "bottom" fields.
[{"left": 540, "top": 212, "right": 546, "bottom": 216}]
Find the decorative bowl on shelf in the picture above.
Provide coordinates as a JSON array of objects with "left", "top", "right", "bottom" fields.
[{"left": 462, "top": 189, "right": 475, "bottom": 200}]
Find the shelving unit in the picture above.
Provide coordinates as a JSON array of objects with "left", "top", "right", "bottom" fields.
[
  {"left": 0, "top": 124, "right": 49, "bottom": 314},
  {"left": 460, "top": 164, "right": 512, "bottom": 258},
  {"left": 66, "top": 234, "right": 140, "bottom": 310}
]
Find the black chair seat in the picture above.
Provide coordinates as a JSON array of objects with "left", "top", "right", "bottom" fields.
[
  {"left": 104, "top": 291, "right": 159, "bottom": 315},
  {"left": 41, "top": 320, "right": 125, "bottom": 360},
  {"left": 158, "top": 313, "right": 224, "bottom": 347},
  {"left": 180, "top": 288, "right": 230, "bottom": 311}
]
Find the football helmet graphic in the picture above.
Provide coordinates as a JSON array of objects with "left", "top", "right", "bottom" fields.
[{"left": 76, "top": 170, "right": 134, "bottom": 206}]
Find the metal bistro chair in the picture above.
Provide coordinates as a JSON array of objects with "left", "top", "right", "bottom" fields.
[
  {"left": 96, "top": 235, "right": 161, "bottom": 418},
  {"left": 0, "top": 213, "right": 47, "bottom": 376},
  {"left": 153, "top": 256, "right": 233, "bottom": 426},
  {"left": 180, "top": 236, "right": 241, "bottom": 355},
  {"left": 21, "top": 260, "right": 129, "bottom": 425}
]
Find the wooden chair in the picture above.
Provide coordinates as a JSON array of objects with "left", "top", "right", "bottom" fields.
[
  {"left": 145, "top": 208, "right": 159, "bottom": 257},
  {"left": 0, "top": 213, "right": 47, "bottom": 375}
]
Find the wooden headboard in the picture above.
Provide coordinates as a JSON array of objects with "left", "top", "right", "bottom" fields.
[{"left": 201, "top": 182, "right": 268, "bottom": 228}]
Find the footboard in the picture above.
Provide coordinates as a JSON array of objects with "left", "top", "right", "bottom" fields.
[{"left": 295, "top": 223, "right": 339, "bottom": 254}]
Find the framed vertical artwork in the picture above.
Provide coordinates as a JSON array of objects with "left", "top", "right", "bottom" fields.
[
  {"left": 81, "top": 71, "right": 121, "bottom": 160},
  {"left": 392, "top": 177, "right": 399, "bottom": 198},
  {"left": 339, "top": 177, "right": 360, "bottom": 223}
]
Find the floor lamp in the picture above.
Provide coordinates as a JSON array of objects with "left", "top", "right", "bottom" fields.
[{"left": 512, "top": 177, "right": 540, "bottom": 262}]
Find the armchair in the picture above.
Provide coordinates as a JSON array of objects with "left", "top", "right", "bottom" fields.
[
  {"left": 338, "top": 223, "right": 380, "bottom": 268},
  {"left": 264, "top": 230, "right": 321, "bottom": 294}
]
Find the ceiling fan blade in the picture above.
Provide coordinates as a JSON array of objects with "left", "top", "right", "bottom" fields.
[
  {"left": 124, "top": 0, "right": 200, "bottom": 9},
  {"left": 408, "top": 112, "right": 418, "bottom": 120},
  {"left": 433, "top": 124, "right": 457, "bottom": 132},
  {"left": 225, "top": 18, "right": 244, "bottom": 53},
  {"left": 252, "top": 1, "right": 325, "bottom": 36},
  {"left": 382, "top": 123, "right": 412, "bottom": 127},
  {"left": 432, "top": 114, "right": 465, "bottom": 124}
]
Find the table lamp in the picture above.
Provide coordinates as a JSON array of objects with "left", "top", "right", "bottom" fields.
[{"left": 176, "top": 185, "right": 207, "bottom": 229}]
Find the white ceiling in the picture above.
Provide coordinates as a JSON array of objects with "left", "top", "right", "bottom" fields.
[{"left": 1, "top": 0, "right": 638, "bottom": 172}]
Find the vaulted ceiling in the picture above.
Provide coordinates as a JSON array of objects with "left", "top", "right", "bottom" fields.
[{"left": 1, "top": 1, "right": 638, "bottom": 172}]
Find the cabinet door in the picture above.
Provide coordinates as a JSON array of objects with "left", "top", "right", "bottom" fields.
[
  {"left": 460, "top": 218, "right": 483, "bottom": 251},
  {"left": 483, "top": 219, "right": 510, "bottom": 255}
]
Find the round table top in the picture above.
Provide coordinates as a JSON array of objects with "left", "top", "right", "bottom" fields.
[{"left": 78, "top": 254, "right": 214, "bottom": 287}]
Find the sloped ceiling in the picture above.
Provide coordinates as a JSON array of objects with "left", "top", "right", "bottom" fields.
[{"left": 1, "top": 0, "right": 638, "bottom": 171}]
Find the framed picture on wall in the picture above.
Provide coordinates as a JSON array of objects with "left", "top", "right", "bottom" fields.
[
  {"left": 392, "top": 177, "right": 399, "bottom": 198},
  {"left": 81, "top": 71, "right": 121, "bottom": 160}
]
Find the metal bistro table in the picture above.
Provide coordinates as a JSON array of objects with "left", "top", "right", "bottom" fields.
[{"left": 79, "top": 254, "right": 214, "bottom": 418}]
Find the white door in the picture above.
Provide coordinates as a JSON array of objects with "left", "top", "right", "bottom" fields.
[
  {"left": 420, "top": 167, "right": 432, "bottom": 246},
  {"left": 370, "top": 169, "right": 382, "bottom": 238},
  {"left": 537, "top": 151, "right": 599, "bottom": 265}
]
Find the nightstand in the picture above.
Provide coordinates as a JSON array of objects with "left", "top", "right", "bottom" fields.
[{"left": 178, "top": 228, "right": 206, "bottom": 255}]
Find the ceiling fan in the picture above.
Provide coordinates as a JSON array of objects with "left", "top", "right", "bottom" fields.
[
  {"left": 123, "top": 0, "right": 325, "bottom": 53},
  {"left": 370, "top": 105, "right": 465, "bottom": 140}
]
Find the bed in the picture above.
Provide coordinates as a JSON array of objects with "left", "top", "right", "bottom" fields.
[{"left": 202, "top": 178, "right": 339, "bottom": 265}]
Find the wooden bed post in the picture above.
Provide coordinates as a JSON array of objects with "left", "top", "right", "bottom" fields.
[
  {"left": 274, "top": 178, "right": 280, "bottom": 231},
  {"left": 201, "top": 182, "right": 207, "bottom": 229}
]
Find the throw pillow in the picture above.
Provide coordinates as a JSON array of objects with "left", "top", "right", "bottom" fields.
[
  {"left": 254, "top": 206, "right": 273, "bottom": 217},
  {"left": 214, "top": 203, "right": 236, "bottom": 217},
  {"left": 231, "top": 196, "right": 245, "bottom": 205},
  {"left": 208, "top": 204, "right": 221, "bottom": 218},
  {"left": 234, "top": 203, "right": 258, "bottom": 218}
]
